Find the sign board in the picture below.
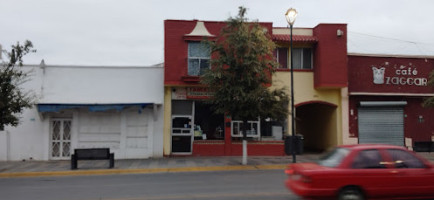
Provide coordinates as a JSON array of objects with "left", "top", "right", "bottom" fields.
[
  {"left": 172, "top": 87, "right": 213, "bottom": 100},
  {"left": 348, "top": 56, "right": 434, "bottom": 94}
]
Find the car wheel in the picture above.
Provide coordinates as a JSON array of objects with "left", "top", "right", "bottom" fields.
[{"left": 338, "top": 186, "right": 364, "bottom": 200}]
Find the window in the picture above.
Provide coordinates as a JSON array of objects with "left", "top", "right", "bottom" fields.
[
  {"left": 387, "top": 149, "right": 426, "bottom": 168},
  {"left": 231, "top": 120, "right": 260, "bottom": 138},
  {"left": 317, "top": 147, "right": 350, "bottom": 167},
  {"left": 274, "top": 47, "right": 288, "bottom": 69},
  {"left": 188, "top": 42, "right": 210, "bottom": 76},
  {"left": 293, "top": 48, "right": 312, "bottom": 70},
  {"left": 352, "top": 149, "right": 386, "bottom": 169}
]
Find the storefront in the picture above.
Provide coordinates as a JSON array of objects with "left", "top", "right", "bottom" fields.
[
  {"left": 348, "top": 55, "right": 434, "bottom": 148},
  {"left": 0, "top": 64, "right": 164, "bottom": 161},
  {"left": 164, "top": 20, "right": 349, "bottom": 156}
]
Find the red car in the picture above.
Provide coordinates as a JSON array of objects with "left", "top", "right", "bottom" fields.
[{"left": 285, "top": 144, "right": 434, "bottom": 200}]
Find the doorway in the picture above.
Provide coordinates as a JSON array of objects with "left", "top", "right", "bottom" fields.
[
  {"left": 296, "top": 102, "right": 337, "bottom": 152},
  {"left": 50, "top": 118, "right": 72, "bottom": 159}
]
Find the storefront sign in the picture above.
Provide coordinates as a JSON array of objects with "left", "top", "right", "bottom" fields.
[
  {"left": 172, "top": 87, "right": 213, "bottom": 100},
  {"left": 172, "top": 88, "right": 187, "bottom": 100},
  {"left": 372, "top": 62, "right": 428, "bottom": 87},
  {"left": 186, "top": 87, "right": 213, "bottom": 99}
]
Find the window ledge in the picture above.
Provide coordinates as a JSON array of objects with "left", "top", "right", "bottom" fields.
[
  {"left": 181, "top": 75, "right": 200, "bottom": 83},
  {"left": 276, "top": 68, "right": 313, "bottom": 72}
]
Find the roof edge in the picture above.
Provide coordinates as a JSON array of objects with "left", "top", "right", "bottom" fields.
[{"left": 348, "top": 52, "right": 434, "bottom": 59}]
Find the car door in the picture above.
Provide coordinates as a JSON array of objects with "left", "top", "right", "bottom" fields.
[
  {"left": 385, "top": 149, "right": 434, "bottom": 197},
  {"left": 348, "top": 149, "right": 397, "bottom": 198}
]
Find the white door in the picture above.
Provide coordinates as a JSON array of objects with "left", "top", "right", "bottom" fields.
[
  {"left": 124, "top": 110, "right": 152, "bottom": 158},
  {"left": 50, "top": 119, "right": 72, "bottom": 159}
]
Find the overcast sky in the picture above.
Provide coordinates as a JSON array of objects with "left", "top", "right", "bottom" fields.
[{"left": 1, "top": 0, "right": 434, "bottom": 66}]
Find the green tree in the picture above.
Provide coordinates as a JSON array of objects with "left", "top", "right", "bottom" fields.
[
  {"left": 423, "top": 70, "right": 434, "bottom": 107},
  {"left": 0, "top": 40, "right": 36, "bottom": 130},
  {"left": 201, "top": 7, "right": 289, "bottom": 164}
]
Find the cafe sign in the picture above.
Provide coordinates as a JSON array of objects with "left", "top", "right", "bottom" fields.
[{"left": 372, "top": 62, "right": 428, "bottom": 87}]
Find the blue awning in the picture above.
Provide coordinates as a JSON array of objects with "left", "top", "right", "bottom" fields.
[{"left": 37, "top": 103, "right": 151, "bottom": 113}]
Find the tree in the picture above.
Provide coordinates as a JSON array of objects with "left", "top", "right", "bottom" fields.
[
  {"left": 423, "top": 70, "right": 434, "bottom": 107},
  {"left": 201, "top": 7, "right": 289, "bottom": 165},
  {"left": 0, "top": 40, "right": 36, "bottom": 130}
]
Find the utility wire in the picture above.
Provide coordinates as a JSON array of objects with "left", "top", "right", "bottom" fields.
[{"left": 349, "top": 31, "right": 434, "bottom": 46}]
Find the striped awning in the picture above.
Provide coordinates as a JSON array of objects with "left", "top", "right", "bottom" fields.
[{"left": 272, "top": 34, "right": 318, "bottom": 43}]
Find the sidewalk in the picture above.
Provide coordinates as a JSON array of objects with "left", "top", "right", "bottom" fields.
[
  {"left": 0, "top": 154, "right": 321, "bottom": 178},
  {"left": 1, "top": 153, "right": 433, "bottom": 178}
]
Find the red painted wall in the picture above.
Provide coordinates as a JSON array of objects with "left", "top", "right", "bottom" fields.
[
  {"left": 164, "top": 20, "right": 273, "bottom": 86},
  {"left": 349, "top": 96, "right": 434, "bottom": 142},
  {"left": 193, "top": 142, "right": 225, "bottom": 156},
  {"left": 313, "top": 24, "right": 348, "bottom": 89},
  {"left": 348, "top": 56, "right": 434, "bottom": 94},
  {"left": 348, "top": 55, "right": 434, "bottom": 143},
  {"left": 230, "top": 142, "right": 285, "bottom": 156},
  {"left": 192, "top": 141, "right": 285, "bottom": 156}
]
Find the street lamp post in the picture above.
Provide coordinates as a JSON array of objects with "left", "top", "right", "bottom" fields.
[{"left": 285, "top": 8, "right": 298, "bottom": 163}]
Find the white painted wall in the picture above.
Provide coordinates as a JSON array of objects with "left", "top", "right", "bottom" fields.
[
  {"left": 40, "top": 65, "right": 163, "bottom": 104},
  {"left": 1, "top": 64, "right": 164, "bottom": 161}
]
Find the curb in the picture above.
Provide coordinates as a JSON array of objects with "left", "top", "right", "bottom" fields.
[{"left": 0, "top": 164, "right": 287, "bottom": 178}]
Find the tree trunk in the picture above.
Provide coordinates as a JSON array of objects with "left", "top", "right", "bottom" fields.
[{"left": 242, "top": 119, "right": 248, "bottom": 165}]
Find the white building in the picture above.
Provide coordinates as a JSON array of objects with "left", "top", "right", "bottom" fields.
[{"left": 0, "top": 62, "right": 164, "bottom": 161}]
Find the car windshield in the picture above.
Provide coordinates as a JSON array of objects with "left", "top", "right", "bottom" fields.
[{"left": 317, "top": 147, "right": 350, "bottom": 167}]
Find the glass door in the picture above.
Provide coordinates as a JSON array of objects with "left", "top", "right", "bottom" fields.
[{"left": 171, "top": 116, "right": 193, "bottom": 154}]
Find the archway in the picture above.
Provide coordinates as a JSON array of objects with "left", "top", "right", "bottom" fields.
[{"left": 296, "top": 101, "right": 337, "bottom": 152}]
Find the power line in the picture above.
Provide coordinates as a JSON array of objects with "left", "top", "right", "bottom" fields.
[{"left": 349, "top": 31, "right": 434, "bottom": 46}]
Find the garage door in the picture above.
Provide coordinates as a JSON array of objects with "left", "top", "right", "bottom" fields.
[
  {"left": 358, "top": 107, "right": 404, "bottom": 146},
  {"left": 77, "top": 109, "right": 153, "bottom": 159}
]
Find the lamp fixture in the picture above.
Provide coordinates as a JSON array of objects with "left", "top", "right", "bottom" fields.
[{"left": 285, "top": 8, "right": 298, "bottom": 26}]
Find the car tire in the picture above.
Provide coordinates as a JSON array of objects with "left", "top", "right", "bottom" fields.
[{"left": 338, "top": 186, "right": 364, "bottom": 200}]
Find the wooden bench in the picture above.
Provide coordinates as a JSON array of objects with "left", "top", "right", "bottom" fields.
[
  {"left": 413, "top": 141, "right": 434, "bottom": 153},
  {"left": 71, "top": 148, "right": 114, "bottom": 170}
]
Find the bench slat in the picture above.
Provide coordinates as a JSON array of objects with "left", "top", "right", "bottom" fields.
[{"left": 71, "top": 148, "right": 114, "bottom": 170}]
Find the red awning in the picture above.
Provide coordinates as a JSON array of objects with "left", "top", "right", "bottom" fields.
[{"left": 272, "top": 34, "right": 318, "bottom": 43}]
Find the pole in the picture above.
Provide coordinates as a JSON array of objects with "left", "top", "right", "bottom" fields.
[{"left": 290, "top": 24, "right": 296, "bottom": 163}]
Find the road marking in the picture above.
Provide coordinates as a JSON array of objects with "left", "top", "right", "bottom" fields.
[
  {"left": 0, "top": 165, "right": 287, "bottom": 178},
  {"left": 91, "top": 191, "right": 292, "bottom": 200}
]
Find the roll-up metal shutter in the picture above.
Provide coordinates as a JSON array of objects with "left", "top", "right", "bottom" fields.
[{"left": 358, "top": 107, "right": 404, "bottom": 146}]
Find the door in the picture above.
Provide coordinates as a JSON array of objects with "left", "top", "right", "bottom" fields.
[
  {"left": 385, "top": 149, "right": 434, "bottom": 197},
  {"left": 50, "top": 119, "right": 72, "bottom": 159},
  {"left": 171, "top": 116, "right": 193, "bottom": 154},
  {"left": 124, "top": 110, "right": 151, "bottom": 158},
  {"left": 358, "top": 107, "right": 404, "bottom": 146},
  {"left": 171, "top": 100, "right": 194, "bottom": 154},
  {"left": 349, "top": 149, "right": 397, "bottom": 197}
]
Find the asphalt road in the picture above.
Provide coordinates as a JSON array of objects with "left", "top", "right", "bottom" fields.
[{"left": 0, "top": 169, "right": 300, "bottom": 200}]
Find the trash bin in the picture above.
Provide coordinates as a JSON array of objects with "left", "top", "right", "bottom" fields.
[{"left": 284, "top": 134, "right": 304, "bottom": 155}]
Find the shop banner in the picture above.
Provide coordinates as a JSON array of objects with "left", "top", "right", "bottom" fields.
[{"left": 172, "top": 87, "right": 213, "bottom": 100}]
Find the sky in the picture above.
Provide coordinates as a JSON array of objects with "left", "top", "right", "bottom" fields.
[{"left": 1, "top": 0, "right": 434, "bottom": 66}]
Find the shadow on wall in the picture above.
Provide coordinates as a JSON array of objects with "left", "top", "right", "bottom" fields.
[{"left": 296, "top": 103, "right": 337, "bottom": 153}]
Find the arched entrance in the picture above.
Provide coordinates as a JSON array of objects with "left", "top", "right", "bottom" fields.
[{"left": 296, "top": 101, "right": 337, "bottom": 152}]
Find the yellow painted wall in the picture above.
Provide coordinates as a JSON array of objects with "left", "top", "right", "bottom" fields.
[
  {"left": 163, "top": 87, "right": 172, "bottom": 156},
  {"left": 272, "top": 71, "right": 343, "bottom": 149}
]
